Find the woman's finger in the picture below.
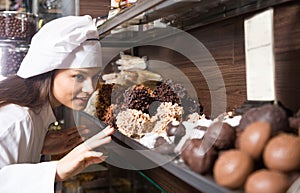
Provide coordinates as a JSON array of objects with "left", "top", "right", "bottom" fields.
[
  {"left": 83, "top": 136, "right": 112, "bottom": 150},
  {"left": 86, "top": 126, "right": 114, "bottom": 142}
]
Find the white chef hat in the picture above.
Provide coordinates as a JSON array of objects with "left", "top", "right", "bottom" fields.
[{"left": 17, "top": 15, "right": 102, "bottom": 78}]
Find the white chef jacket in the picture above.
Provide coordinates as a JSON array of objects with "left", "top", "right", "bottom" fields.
[{"left": 0, "top": 103, "right": 57, "bottom": 193}]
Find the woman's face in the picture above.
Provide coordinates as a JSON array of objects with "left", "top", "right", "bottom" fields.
[{"left": 52, "top": 68, "right": 100, "bottom": 111}]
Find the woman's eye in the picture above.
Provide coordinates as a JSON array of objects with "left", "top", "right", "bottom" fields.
[{"left": 74, "top": 74, "right": 85, "bottom": 81}]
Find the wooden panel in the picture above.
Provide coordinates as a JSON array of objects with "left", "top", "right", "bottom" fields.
[
  {"left": 80, "top": 0, "right": 110, "bottom": 18},
  {"left": 274, "top": 1, "right": 300, "bottom": 113},
  {"left": 137, "top": 18, "right": 247, "bottom": 117},
  {"left": 137, "top": 1, "right": 300, "bottom": 116}
]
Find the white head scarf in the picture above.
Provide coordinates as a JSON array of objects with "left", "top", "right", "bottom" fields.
[{"left": 17, "top": 15, "right": 102, "bottom": 78}]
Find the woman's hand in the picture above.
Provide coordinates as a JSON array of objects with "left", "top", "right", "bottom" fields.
[
  {"left": 42, "top": 126, "right": 86, "bottom": 155},
  {"left": 55, "top": 126, "right": 114, "bottom": 181}
]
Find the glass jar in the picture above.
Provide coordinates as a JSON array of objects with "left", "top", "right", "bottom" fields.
[
  {"left": 0, "top": 11, "right": 38, "bottom": 41},
  {"left": 0, "top": 42, "right": 29, "bottom": 77}
]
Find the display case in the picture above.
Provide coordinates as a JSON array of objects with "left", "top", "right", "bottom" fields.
[
  {"left": 73, "top": 0, "right": 300, "bottom": 192},
  {"left": 0, "top": 11, "right": 38, "bottom": 79}
]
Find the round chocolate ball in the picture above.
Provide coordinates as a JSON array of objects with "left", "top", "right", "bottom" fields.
[
  {"left": 239, "top": 121, "right": 272, "bottom": 159},
  {"left": 205, "top": 121, "right": 236, "bottom": 150},
  {"left": 153, "top": 136, "right": 175, "bottom": 155},
  {"left": 238, "top": 104, "right": 288, "bottom": 134},
  {"left": 154, "top": 136, "right": 167, "bottom": 148},
  {"left": 263, "top": 133, "right": 300, "bottom": 172},
  {"left": 245, "top": 169, "right": 289, "bottom": 193},
  {"left": 213, "top": 150, "right": 254, "bottom": 189},
  {"left": 181, "top": 139, "right": 216, "bottom": 174},
  {"left": 166, "top": 120, "right": 186, "bottom": 144}
]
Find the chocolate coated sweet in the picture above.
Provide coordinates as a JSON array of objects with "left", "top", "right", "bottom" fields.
[
  {"left": 153, "top": 136, "right": 175, "bottom": 154},
  {"left": 181, "top": 139, "right": 216, "bottom": 174},
  {"left": 245, "top": 169, "right": 289, "bottom": 193},
  {"left": 263, "top": 133, "right": 300, "bottom": 172},
  {"left": 238, "top": 104, "right": 288, "bottom": 134},
  {"left": 205, "top": 121, "right": 236, "bottom": 150},
  {"left": 239, "top": 121, "right": 272, "bottom": 159},
  {"left": 213, "top": 150, "right": 254, "bottom": 189},
  {"left": 289, "top": 109, "right": 300, "bottom": 134},
  {"left": 166, "top": 120, "right": 186, "bottom": 144}
]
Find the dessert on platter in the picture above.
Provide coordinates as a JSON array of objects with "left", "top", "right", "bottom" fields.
[{"left": 84, "top": 53, "right": 300, "bottom": 193}]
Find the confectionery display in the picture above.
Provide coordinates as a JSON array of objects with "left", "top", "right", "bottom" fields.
[
  {"left": 85, "top": 37, "right": 300, "bottom": 193},
  {"left": 0, "top": 12, "right": 38, "bottom": 77}
]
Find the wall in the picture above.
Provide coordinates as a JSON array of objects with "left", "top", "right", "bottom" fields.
[
  {"left": 80, "top": 0, "right": 110, "bottom": 18},
  {"left": 137, "top": 1, "right": 300, "bottom": 117}
]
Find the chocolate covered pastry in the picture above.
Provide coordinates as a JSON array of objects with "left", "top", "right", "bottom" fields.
[
  {"left": 95, "top": 83, "right": 115, "bottom": 121},
  {"left": 116, "top": 109, "right": 154, "bottom": 138},
  {"left": 102, "top": 104, "right": 120, "bottom": 128},
  {"left": 153, "top": 79, "right": 202, "bottom": 117},
  {"left": 151, "top": 102, "right": 184, "bottom": 134},
  {"left": 122, "top": 84, "right": 154, "bottom": 113},
  {"left": 153, "top": 79, "right": 187, "bottom": 104}
]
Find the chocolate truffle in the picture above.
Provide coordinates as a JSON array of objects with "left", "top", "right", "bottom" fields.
[
  {"left": 263, "top": 133, "right": 300, "bottom": 172},
  {"left": 213, "top": 150, "right": 254, "bottom": 189},
  {"left": 205, "top": 121, "right": 236, "bottom": 150},
  {"left": 181, "top": 139, "right": 216, "bottom": 174},
  {"left": 239, "top": 121, "right": 272, "bottom": 159},
  {"left": 238, "top": 104, "right": 288, "bottom": 134},
  {"left": 245, "top": 169, "right": 289, "bottom": 193},
  {"left": 166, "top": 120, "right": 186, "bottom": 144}
]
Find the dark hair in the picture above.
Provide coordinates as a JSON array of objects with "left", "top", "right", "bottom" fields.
[{"left": 0, "top": 70, "right": 56, "bottom": 110}]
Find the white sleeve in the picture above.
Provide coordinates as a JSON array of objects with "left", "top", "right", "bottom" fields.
[{"left": 0, "top": 161, "right": 58, "bottom": 193}]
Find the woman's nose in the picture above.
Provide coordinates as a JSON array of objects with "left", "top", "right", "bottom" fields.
[{"left": 82, "top": 79, "right": 94, "bottom": 94}]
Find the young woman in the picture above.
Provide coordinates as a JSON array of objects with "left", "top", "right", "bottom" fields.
[{"left": 0, "top": 15, "right": 114, "bottom": 193}]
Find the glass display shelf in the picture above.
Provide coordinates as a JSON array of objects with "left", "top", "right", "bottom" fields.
[
  {"left": 98, "top": 0, "right": 295, "bottom": 46},
  {"left": 73, "top": 111, "right": 243, "bottom": 193}
]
